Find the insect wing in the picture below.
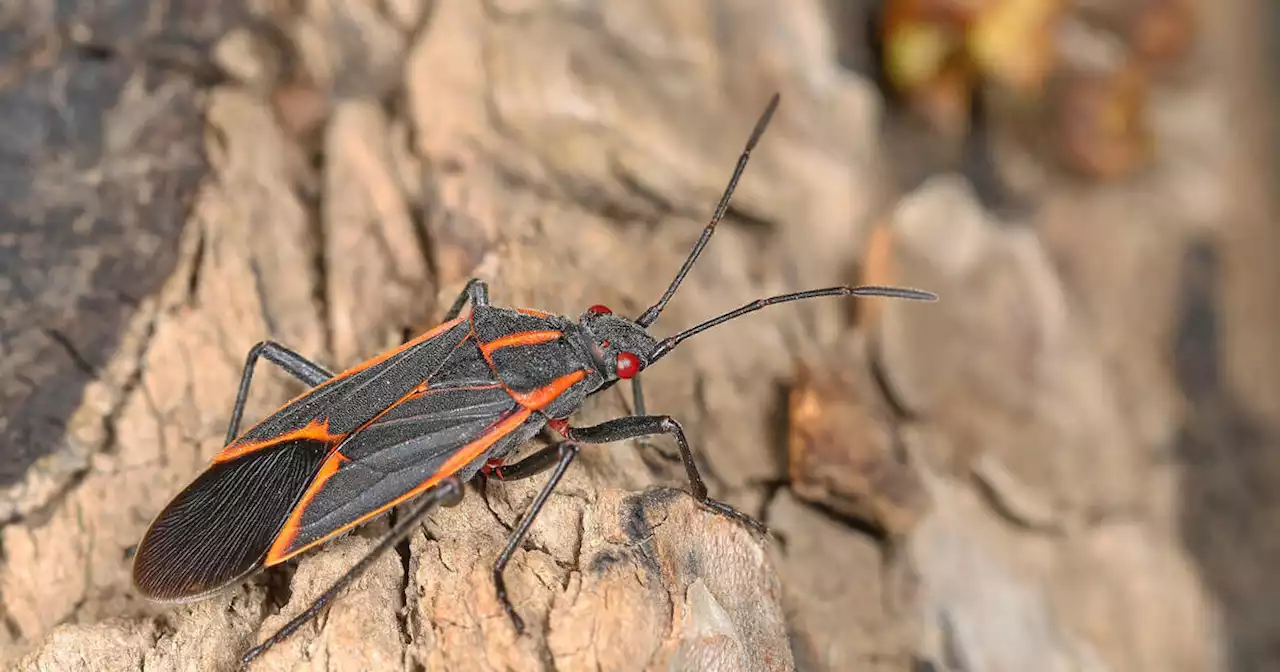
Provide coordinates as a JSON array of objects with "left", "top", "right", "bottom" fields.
[
  {"left": 132, "top": 317, "right": 473, "bottom": 601},
  {"left": 132, "top": 437, "right": 331, "bottom": 601},
  {"left": 265, "top": 342, "right": 539, "bottom": 562},
  {"left": 215, "top": 317, "right": 471, "bottom": 462}
]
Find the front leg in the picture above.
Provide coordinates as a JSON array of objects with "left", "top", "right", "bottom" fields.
[
  {"left": 482, "top": 442, "right": 564, "bottom": 483},
  {"left": 604, "top": 376, "right": 677, "bottom": 462},
  {"left": 564, "top": 415, "right": 767, "bottom": 535}
]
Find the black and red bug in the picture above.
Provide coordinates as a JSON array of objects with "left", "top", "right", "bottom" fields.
[{"left": 130, "top": 93, "right": 936, "bottom": 665}]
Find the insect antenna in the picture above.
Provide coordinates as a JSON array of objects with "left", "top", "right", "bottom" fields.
[
  {"left": 635, "top": 93, "right": 782, "bottom": 328},
  {"left": 648, "top": 285, "right": 937, "bottom": 363}
]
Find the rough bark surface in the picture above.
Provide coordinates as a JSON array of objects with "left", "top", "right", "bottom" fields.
[{"left": 2, "top": 1, "right": 1277, "bottom": 672}]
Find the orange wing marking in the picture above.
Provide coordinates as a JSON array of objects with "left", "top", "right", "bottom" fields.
[
  {"left": 509, "top": 370, "right": 586, "bottom": 410},
  {"left": 214, "top": 417, "right": 336, "bottom": 463},
  {"left": 479, "top": 330, "right": 562, "bottom": 357},
  {"left": 264, "top": 450, "right": 347, "bottom": 563},
  {"left": 220, "top": 315, "right": 468, "bottom": 450},
  {"left": 264, "top": 407, "right": 535, "bottom": 565},
  {"left": 347, "top": 315, "right": 469, "bottom": 379}
]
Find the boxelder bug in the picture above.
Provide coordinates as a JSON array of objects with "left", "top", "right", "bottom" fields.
[{"left": 130, "top": 92, "right": 936, "bottom": 666}]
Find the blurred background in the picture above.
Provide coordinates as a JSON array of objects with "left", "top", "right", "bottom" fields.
[{"left": 0, "top": 0, "right": 1277, "bottom": 670}]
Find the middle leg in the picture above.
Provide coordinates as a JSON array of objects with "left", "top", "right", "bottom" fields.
[{"left": 488, "top": 440, "right": 580, "bottom": 634}]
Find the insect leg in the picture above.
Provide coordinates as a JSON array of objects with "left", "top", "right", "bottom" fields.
[
  {"left": 241, "top": 477, "right": 465, "bottom": 666},
  {"left": 631, "top": 377, "right": 647, "bottom": 415},
  {"left": 492, "top": 440, "right": 579, "bottom": 635},
  {"left": 485, "top": 444, "right": 564, "bottom": 482},
  {"left": 442, "top": 278, "right": 490, "bottom": 321},
  {"left": 227, "top": 341, "right": 334, "bottom": 444},
  {"left": 403, "top": 279, "right": 492, "bottom": 343},
  {"left": 625, "top": 377, "right": 678, "bottom": 461},
  {"left": 564, "top": 416, "right": 767, "bottom": 535}
]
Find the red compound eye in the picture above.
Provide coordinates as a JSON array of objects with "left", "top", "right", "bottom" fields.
[
  {"left": 615, "top": 351, "right": 640, "bottom": 379},
  {"left": 587, "top": 304, "right": 612, "bottom": 315}
]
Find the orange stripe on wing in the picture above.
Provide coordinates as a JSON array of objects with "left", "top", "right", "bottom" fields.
[
  {"left": 214, "top": 417, "right": 336, "bottom": 463},
  {"left": 215, "top": 315, "right": 469, "bottom": 459},
  {"left": 343, "top": 315, "right": 469, "bottom": 379},
  {"left": 509, "top": 370, "right": 587, "bottom": 410},
  {"left": 264, "top": 450, "right": 346, "bottom": 564},
  {"left": 516, "top": 308, "right": 552, "bottom": 318},
  {"left": 479, "top": 330, "right": 562, "bottom": 357},
  {"left": 264, "top": 407, "right": 535, "bottom": 565}
]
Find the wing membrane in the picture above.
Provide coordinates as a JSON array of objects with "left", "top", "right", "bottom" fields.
[
  {"left": 132, "top": 438, "right": 329, "bottom": 601},
  {"left": 134, "top": 317, "right": 475, "bottom": 600}
]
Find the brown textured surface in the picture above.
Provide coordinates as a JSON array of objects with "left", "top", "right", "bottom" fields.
[
  {"left": 786, "top": 352, "right": 931, "bottom": 538},
  {"left": 1, "top": 0, "right": 1277, "bottom": 671},
  {"left": 0, "top": 1, "right": 241, "bottom": 518}
]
